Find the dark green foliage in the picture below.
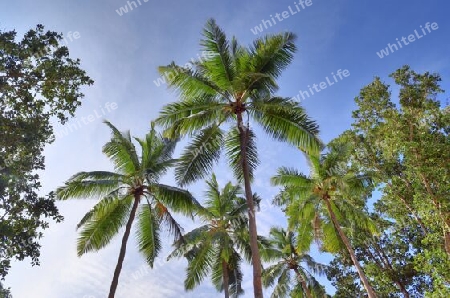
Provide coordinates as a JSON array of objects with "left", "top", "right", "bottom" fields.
[
  {"left": 0, "top": 24, "right": 92, "bottom": 279},
  {"left": 327, "top": 66, "right": 450, "bottom": 296}
]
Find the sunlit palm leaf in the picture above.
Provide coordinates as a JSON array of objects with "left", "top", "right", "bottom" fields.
[
  {"left": 102, "top": 120, "right": 140, "bottom": 174},
  {"left": 136, "top": 204, "right": 161, "bottom": 267},
  {"left": 56, "top": 171, "right": 123, "bottom": 200},
  {"left": 225, "top": 127, "right": 259, "bottom": 182},
  {"left": 251, "top": 97, "right": 321, "bottom": 153},
  {"left": 185, "top": 242, "right": 214, "bottom": 290},
  {"left": 76, "top": 196, "right": 132, "bottom": 256},
  {"left": 153, "top": 183, "right": 202, "bottom": 217},
  {"left": 175, "top": 124, "right": 224, "bottom": 186},
  {"left": 200, "top": 18, "right": 234, "bottom": 90},
  {"left": 158, "top": 63, "right": 222, "bottom": 101}
]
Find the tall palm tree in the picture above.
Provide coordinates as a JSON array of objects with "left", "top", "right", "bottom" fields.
[
  {"left": 271, "top": 143, "right": 378, "bottom": 298},
  {"left": 56, "top": 121, "right": 202, "bottom": 298},
  {"left": 156, "top": 18, "right": 321, "bottom": 298},
  {"left": 262, "top": 227, "right": 327, "bottom": 298},
  {"left": 168, "top": 174, "right": 266, "bottom": 298}
]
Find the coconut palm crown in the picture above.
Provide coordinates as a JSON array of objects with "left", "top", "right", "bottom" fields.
[
  {"left": 156, "top": 18, "right": 321, "bottom": 298},
  {"left": 168, "top": 174, "right": 269, "bottom": 298},
  {"left": 271, "top": 143, "right": 378, "bottom": 297},
  {"left": 262, "top": 227, "right": 328, "bottom": 298},
  {"left": 56, "top": 121, "right": 202, "bottom": 298}
]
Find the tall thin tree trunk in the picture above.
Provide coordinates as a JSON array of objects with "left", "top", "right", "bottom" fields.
[
  {"left": 222, "top": 261, "right": 230, "bottom": 298},
  {"left": 324, "top": 198, "right": 377, "bottom": 298},
  {"left": 293, "top": 267, "right": 312, "bottom": 298},
  {"left": 108, "top": 196, "right": 140, "bottom": 298},
  {"left": 236, "top": 113, "right": 263, "bottom": 298}
]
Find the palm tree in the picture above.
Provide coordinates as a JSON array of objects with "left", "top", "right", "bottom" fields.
[
  {"left": 56, "top": 121, "right": 202, "bottom": 298},
  {"left": 271, "top": 143, "right": 378, "bottom": 298},
  {"left": 168, "top": 174, "right": 266, "bottom": 298},
  {"left": 262, "top": 227, "right": 327, "bottom": 298},
  {"left": 156, "top": 18, "right": 321, "bottom": 298}
]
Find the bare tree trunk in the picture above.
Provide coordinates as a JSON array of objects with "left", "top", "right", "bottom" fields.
[
  {"left": 236, "top": 113, "right": 263, "bottom": 298},
  {"left": 324, "top": 198, "right": 377, "bottom": 298},
  {"left": 222, "top": 261, "right": 230, "bottom": 298},
  {"left": 108, "top": 196, "right": 140, "bottom": 298},
  {"left": 293, "top": 267, "right": 312, "bottom": 298}
]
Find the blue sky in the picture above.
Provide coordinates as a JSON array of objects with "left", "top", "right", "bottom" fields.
[{"left": 1, "top": 1, "right": 450, "bottom": 297}]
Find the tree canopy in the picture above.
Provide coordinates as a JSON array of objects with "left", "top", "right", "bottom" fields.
[{"left": 0, "top": 24, "right": 93, "bottom": 278}]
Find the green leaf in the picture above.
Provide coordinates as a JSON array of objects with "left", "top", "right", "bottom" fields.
[
  {"left": 76, "top": 196, "right": 133, "bottom": 256},
  {"left": 251, "top": 97, "right": 321, "bottom": 153},
  {"left": 153, "top": 183, "right": 202, "bottom": 217},
  {"left": 136, "top": 204, "right": 161, "bottom": 267},
  {"left": 102, "top": 120, "right": 140, "bottom": 174},
  {"left": 175, "top": 124, "right": 224, "bottom": 186},
  {"left": 225, "top": 127, "right": 259, "bottom": 182},
  {"left": 55, "top": 171, "right": 123, "bottom": 200}
]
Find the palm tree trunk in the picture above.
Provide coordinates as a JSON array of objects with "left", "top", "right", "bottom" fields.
[
  {"left": 236, "top": 113, "right": 264, "bottom": 298},
  {"left": 222, "top": 261, "right": 230, "bottom": 298},
  {"left": 323, "top": 198, "right": 377, "bottom": 298},
  {"left": 108, "top": 195, "right": 140, "bottom": 298},
  {"left": 293, "top": 267, "right": 312, "bottom": 298}
]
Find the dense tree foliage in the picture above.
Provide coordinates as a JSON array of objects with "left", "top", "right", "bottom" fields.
[
  {"left": 271, "top": 143, "right": 378, "bottom": 297},
  {"left": 326, "top": 66, "right": 450, "bottom": 297},
  {"left": 0, "top": 24, "right": 92, "bottom": 278},
  {"left": 0, "top": 282, "right": 11, "bottom": 298}
]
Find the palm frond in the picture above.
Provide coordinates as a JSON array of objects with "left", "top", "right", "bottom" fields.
[
  {"left": 167, "top": 225, "right": 209, "bottom": 260},
  {"left": 175, "top": 124, "right": 224, "bottom": 186},
  {"left": 244, "top": 32, "right": 297, "bottom": 93},
  {"left": 184, "top": 242, "right": 214, "bottom": 290},
  {"left": 152, "top": 183, "right": 202, "bottom": 217},
  {"left": 321, "top": 220, "right": 343, "bottom": 253},
  {"left": 262, "top": 262, "right": 286, "bottom": 288},
  {"left": 200, "top": 18, "right": 235, "bottom": 90},
  {"left": 135, "top": 126, "right": 178, "bottom": 177},
  {"left": 271, "top": 167, "right": 311, "bottom": 188},
  {"left": 156, "top": 95, "right": 228, "bottom": 138},
  {"left": 56, "top": 171, "right": 123, "bottom": 200},
  {"left": 102, "top": 120, "right": 140, "bottom": 174},
  {"left": 154, "top": 202, "right": 185, "bottom": 244},
  {"left": 301, "top": 254, "right": 328, "bottom": 276},
  {"left": 251, "top": 97, "right": 321, "bottom": 153},
  {"left": 136, "top": 203, "right": 161, "bottom": 267},
  {"left": 76, "top": 196, "right": 133, "bottom": 256},
  {"left": 271, "top": 267, "right": 291, "bottom": 298},
  {"left": 158, "top": 63, "right": 224, "bottom": 102},
  {"left": 225, "top": 127, "right": 259, "bottom": 182}
]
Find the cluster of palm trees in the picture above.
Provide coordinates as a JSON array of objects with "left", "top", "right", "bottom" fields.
[{"left": 56, "top": 19, "right": 378, "bottom": 297}]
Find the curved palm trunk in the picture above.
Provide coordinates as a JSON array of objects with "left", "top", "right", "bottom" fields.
[
  {"left": 323, "top": 198, "right": 377, "bottom": 298},
  {"left": 222, "top": 261, "right": 230, "bottom": 298},
  {"left": 236, "top": 113, "right": 264, "bottom": 298},
  {"left": 108, "top": 195, "right": 140, "bottom": 298},
  {"left": 292, "top": 267, "right": 312, "bottom": 298}
]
